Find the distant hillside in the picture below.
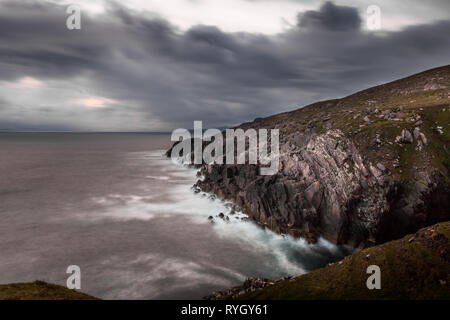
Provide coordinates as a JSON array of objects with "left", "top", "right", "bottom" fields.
[
  {"left": 206, "top": 221, "right": 450, "bottom": 300},
  {"left": 0, "top": 281, "right": 98, "bottom": 300}
]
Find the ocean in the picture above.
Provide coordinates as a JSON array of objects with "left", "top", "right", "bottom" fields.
[{"left": 0, "top": 133, "right": 349, "bottom": 299}]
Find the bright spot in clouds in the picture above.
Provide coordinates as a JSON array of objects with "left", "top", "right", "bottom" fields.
[
  {"left": 74, "top": 97, "right": 120, "bottom": 108},
  {"left": 2, "top": 76, "right": 45, "bottom": 89}
]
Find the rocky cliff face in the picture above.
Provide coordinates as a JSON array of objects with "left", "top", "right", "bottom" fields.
[{"left": 169, "top": 65, "right": 450, "bottom": 247}]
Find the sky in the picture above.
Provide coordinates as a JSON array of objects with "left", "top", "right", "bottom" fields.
[{"left": 0, "top": 0, "right": 449, "bottom": 131}]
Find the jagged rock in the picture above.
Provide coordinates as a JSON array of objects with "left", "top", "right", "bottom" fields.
[
  {"left": 395, "top": 129, "right": 413, "bottom": 144},
  {"left": 413, "top": 127, "right": 421, "bottom": 140},
  {"left": 370, "top": 164, "right": 383, "bottom": 177},
  {"left": 419, "top": 133, "right": 427, "bottom": 145},
  {"left": 376, "top": 163, "right": 386, "bottom": 172},
  {"left": 193, "top": 186, "right": 201, "bottom": 193},
  {"left": 413, "top": 127, "right": 428, "bottom": 150},
  {"left": 393, "top": 159, "right": 400, "bottom": 168}
]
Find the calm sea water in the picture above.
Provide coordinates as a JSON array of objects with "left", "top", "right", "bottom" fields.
[{"left": 0, "top": 133, "right": 350, "bottom": 299}]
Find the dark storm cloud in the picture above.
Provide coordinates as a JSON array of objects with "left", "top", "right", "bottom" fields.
[
  {"left": 0, "top": 0, "right": 449, "bottom": 131},
  {"left": 298, "top": 1, "right": 361, "bottom": 31}
]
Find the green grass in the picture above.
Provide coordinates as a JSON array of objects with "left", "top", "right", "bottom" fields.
[
  {"left": 0, "top": 281, "right": 99, "bottom": 300},
  {"left": 240, "top": 222, "right": 450, "bottom": 300},
  {"left": 424, "top": 105, "right": 450, "bottom": 178},
  {"left": 251, "top": 66, "right": 450, "bottom": 184}
]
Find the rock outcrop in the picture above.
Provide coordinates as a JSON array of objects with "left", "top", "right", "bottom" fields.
[
  {"left": 196, "top": 129, "right": 391, "bottom": 246},
  {"left": 168, "top": 65, "right": 450, "bottom": 247}
]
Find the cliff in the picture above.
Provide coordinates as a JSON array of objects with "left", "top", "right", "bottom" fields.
[{"left": 169, "top": 65, "right": 450, "bottom": 247}]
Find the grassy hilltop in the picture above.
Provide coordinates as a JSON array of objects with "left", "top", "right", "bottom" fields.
[
  {"left": 0, "top": 281, "right": 98, "bottom": 300},
  {"left": 239, "top": 222, "right": 450, "bottom": 300}
]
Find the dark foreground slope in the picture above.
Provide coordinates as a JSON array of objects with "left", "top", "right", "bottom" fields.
[
  {"left": 0, "top": 281, "right": 98, "bottom": 300},
  {"left": 206, "top": 221, "right": 450, "bottom": 300},
  {"left": 187, "top": 65, "right": 450, "bottom": 247}
]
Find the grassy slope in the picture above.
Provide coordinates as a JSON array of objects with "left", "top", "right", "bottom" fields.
[
  {"left": 0, "top": 281, "right": 98, "bottom": 300},
  {"left": 241, "top": 222, "right": 450, "bottom": 300},
  {"left": 241, "top": 65, "right": 450, "bottom": 182}
]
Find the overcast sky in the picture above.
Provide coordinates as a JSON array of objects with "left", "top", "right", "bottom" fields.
[{"left": 0, "top": 0, "right": 449, "bottom": 131}]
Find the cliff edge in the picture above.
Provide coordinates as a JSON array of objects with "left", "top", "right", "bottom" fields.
[{"left": 170, "top": 65, "right": 450, "bottom": 247}]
